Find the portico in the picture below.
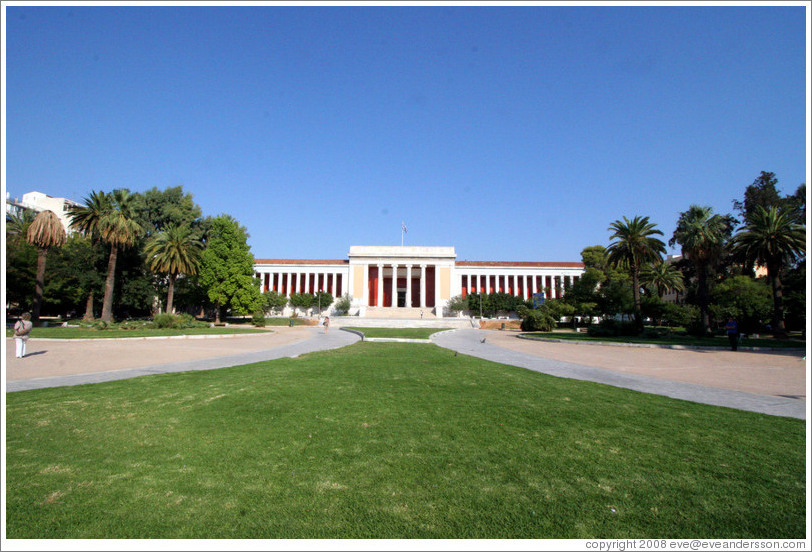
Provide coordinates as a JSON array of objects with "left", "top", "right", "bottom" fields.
[{"left": 347, "top": 246, "right": 455, "bottom": 315}]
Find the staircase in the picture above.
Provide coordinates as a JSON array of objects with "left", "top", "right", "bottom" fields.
[{"left": 364, "top": 307, "right": 435, "bottom": 319}]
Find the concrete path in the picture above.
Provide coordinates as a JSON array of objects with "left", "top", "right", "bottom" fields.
[
  {"left": 432, "top": 329, "right": 808, "bottom": 420},
  {"left": 5, "top": 327, "right": 359, "bottom": 393},
  {"left": 6, "top": 326, "right": 807, "bottom": 420}
]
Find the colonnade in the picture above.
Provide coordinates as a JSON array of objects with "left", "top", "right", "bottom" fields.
[
  {"left": 255, "top": 269, "right": 344, "bottom": 298},
  {"left": 458, "top": 272, "right": 578, "bottom": 300},
  {"left": 361, "top": 263, "right": 439, "bottom": 308}
]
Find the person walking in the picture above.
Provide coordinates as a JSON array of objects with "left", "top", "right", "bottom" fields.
[
  {"left": 13, "top": 312, "right": 33, "bottom": 359},
  {"left": 323, "top": 316, "right": 330, "bottom": 334},
  {"left": 725, "top": 317, "right": 739, "bottom": 351}
]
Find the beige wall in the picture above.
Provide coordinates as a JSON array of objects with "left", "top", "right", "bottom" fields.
[
  {"left": 352, "top": 265, "right": 364, "bottom": 298},
  {"left": 439, "top": 267, "right": 451, "bottom": 300}
]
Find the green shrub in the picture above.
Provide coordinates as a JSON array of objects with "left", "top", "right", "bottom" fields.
[
  {"left": 521, "top": 311, "right": 556, "bottom": 332},
  {"left": 251, "top": 312, "right": 266, "bottom": 327},
  {"left": 152, "top": 313, "right": 176, "bottom": 329},
  {"left": 152, "top": 313, "right": 204, "bottom": 329},
  {"left": 587, "top": 319, "right": 638, "bottom": 337},
  {"left": 333, "top": 294, "right": 351, "bottom": 315}
]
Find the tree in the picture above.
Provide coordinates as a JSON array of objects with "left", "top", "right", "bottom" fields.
[
  {"left": 731, "top": 206, "right": 805, "bottom": 338},
  {"left": 289, "top": 293, "right": 316, "bottom": 316},
  {"left": 132, "top": 186, "right": 204, "bottom": 237},
  {"left": 198, "top": 214, "right": 262, "bottom": 323},
  {"left": 733, "top": 171, "right": 783, "bottom": 225},
  {"left": 709, "top": 275, "right": 772, "bottom": 335},
  {"left": 43, "top": 234, "right": 106, "bottom": 319},
  {"left": 25, "top": 210, "right": 67, "bottom": 322},
  {"left": 669, "top": 205, "right": 734, "bottom": 336},
  {"left": 144, "top": 225, "right": 203, "bottom": 314},
  {"left": 606, "top": 216, "right": 666, "bottom": 331},
  {"left": 640, "top": 260, "right": 685, "bottom": 299},
  {"left": 333, "top": 294, "right": 352, "bottom": 315},
  {"left": 446, "top": 294, "right": 468, "bottom": 315},
  {"left": 263, "top": 290, "right": 288, "bottom": 315},
  {"left": 314, "top": 291, "right": 334, "bottom": 315},
  {"left": 68, "top": 189, "right": 143, "bottom": 322},
  {"left": 6, "top": 211, "right": 37, "bottom": 311}
]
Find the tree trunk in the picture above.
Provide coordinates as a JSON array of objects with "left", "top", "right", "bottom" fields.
[
  {"left": 632, "top": 266, "right": 643, "bottom": 332},
  {"left": 214, "top": 300, "right": 221, "bottom": 324},
  {"left": 697, "top": 263, "right": 711, "bottom": 336},
  {"left": 32, "top": 248, "right": 48, "bottom": 323},
  {"left": 166, "top": 275, "right": 176, "bottom": 315},
  {"left": 101, "top": 244, "right": 118, "bottom": 323},
  {"left": 83, "top": 291, "right": 95, "bottom": 320},
  {"left": 768, "top": 260, "right": 787, "bottom": 339}
]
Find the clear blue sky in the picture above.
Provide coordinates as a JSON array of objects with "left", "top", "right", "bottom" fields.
[{"left": 4, "top": 2, "right": 809, "bottom": 262}]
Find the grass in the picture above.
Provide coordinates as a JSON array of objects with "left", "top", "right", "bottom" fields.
[
  {"left": 4, "top": 326, "right": 271, "bottom": 339},
  {"left": 343, "top": 327, "right": 451, "bottom": 339},
  {"left": 5, "top": 343, "right": 805, "bottom": 539},
  {"left": 523, "top": 331, "right": 806, "bottom": 349}
]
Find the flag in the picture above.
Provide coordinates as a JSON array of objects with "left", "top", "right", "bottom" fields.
[{"left": 402, "top": 222, "right": 407, "bottom": 233}]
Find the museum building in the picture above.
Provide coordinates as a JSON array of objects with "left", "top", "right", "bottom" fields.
[{"left": 254, "top": 246, "right": 584, "bottom": 318}]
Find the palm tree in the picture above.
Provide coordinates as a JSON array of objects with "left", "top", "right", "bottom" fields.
[
  {"left": 669, "top": 205, "right": 733, "bottom": 336},
  {"left": 607, "top": 216, "right": 666, "bottom": 331},
  {"left": 144, "top": 225, "right": 203, "bottom": 314},
  {"left": 68, "top": 189, "right": 143, "bottom": 322},
  {"left": 731, "top": 206, "right": 805, "bottom": 338},
  {"left": 641, "top": 260, "right": 685, "bottom": 299},
  {"left": 7, "top": 210, "right": 35, "bottom": 241},
  {"left": 25, "top": 210, "right": 67, "bottom": 323}
]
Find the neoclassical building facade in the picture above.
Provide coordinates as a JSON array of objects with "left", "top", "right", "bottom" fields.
[{"left": 254, "top": 246, "right": 584, "bottom": 318}]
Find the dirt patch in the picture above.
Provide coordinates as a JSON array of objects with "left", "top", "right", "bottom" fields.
[{"left": 478, "top": 320, "right": 522, "bottom": 331}]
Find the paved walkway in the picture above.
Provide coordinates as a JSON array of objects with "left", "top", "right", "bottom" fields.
[
  {"left": 5, "top": 327, "right": 359, "bottom": 392},
  {"left": 5, "top": 326, "right": 807, "bottom": 420},
  {"left": 431, "top": 330, "right": 808, "bottom": 419}
]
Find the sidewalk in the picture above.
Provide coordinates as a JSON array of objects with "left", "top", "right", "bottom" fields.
[
  {"left": 432, "top": 329, "right": 808, "bottom": 420},
  {"left": 5, "top": 327, "right": 360, "bottom": 392}
]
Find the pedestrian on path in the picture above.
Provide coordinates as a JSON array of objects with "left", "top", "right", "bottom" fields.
[
  {"left": 323, "top": 316, "right": 330, "bottom": 333},
  {"left": 726, "top": 317, "right": 739, "bottom": 351},
  {"left": 13, "top": 312, "right": 33, "bottom": 359}
]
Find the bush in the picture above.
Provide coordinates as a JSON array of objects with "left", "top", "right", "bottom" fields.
[
  {"left": 521, "top": 311, "right": 556, "bottom": 332},
  {"left": 587, "top": 319, "right": 639, "bottom": 338},
  {"left": 333, "top": 294, "right": 351, "bottom": 315},
  {"left": 152, "top": 313, "right": 203, "bottom": 329},
  {"left": 251, "top": 312, "right": 266, "bottom": 327}
]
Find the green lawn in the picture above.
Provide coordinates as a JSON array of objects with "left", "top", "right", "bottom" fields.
[
  {"left": 5, "top": 343, "right": 805, "bottom": 539},
  {"left": 4, "top": 326, "right": 271, "bottom": 339},
  {"left": 343, "top": 327, "right": 451, "bottom": 339},
  {"left": 522, "top": 331, "right": 805, "bottom": 349}
]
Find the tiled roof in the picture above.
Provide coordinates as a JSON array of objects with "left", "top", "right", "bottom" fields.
[
  {"left": 254, "top": 259, "right": 349, "bottom": 265},
  {"left": 254, "top": 259, "right": 584, "bottom": 268},
  {"left": 456, "top": 261, "right": 585, "bottom": 268}
]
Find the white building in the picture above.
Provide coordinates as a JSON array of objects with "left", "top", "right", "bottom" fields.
[
  {"left": 5, "top": 191, "right": 79, "bottom": 234},
  {"left": 254, "top": 245, "right": 584, "bottom": 318}
]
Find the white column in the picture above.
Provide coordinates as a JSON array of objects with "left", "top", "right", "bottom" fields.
[
  {"left": 523, "top": 275, "right": 529, "bottom": 300},
  {"left": 287, "top": 272, "right": 293, "bottom": 297},
  {"left": 532, "top": 273, "right": 538, "bottom": 296},
  {"left": 304, "top": 272, "right": 310, "bottom": 295},
  {"left": 419, "top": 264, "right": 427, "bottom": 308},
  {"left": 406, "top": 265, "right": 413, "bottom": 308},
  {"left": 512, "top": 274, "right": 518, "bottom": 297},
  {"left": 377, "top": 264, "right": 384, "bottom": 307},
  {"left": 391, "top": 264, "right": 398, "bottom": 307}
]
